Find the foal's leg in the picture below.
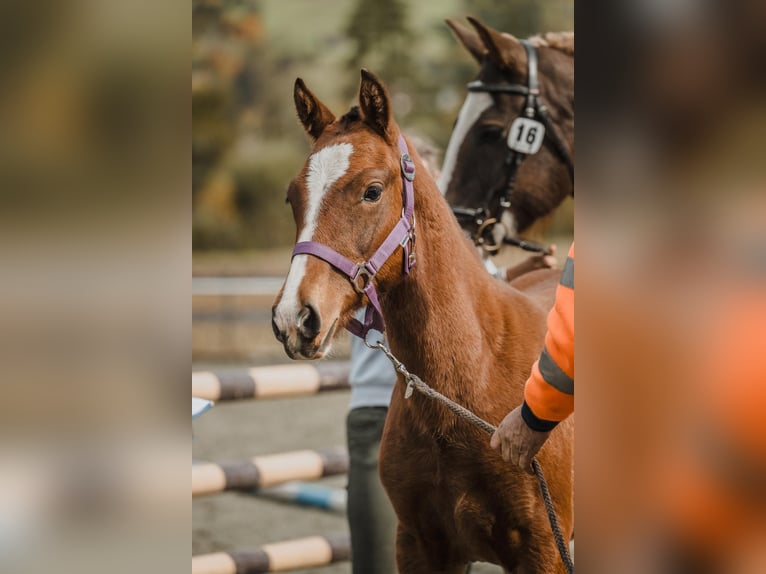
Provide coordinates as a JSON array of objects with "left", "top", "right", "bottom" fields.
[{"left": 395, "top": 526, "right": 468, "bottom": 574}]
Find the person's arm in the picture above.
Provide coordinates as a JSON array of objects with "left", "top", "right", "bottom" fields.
[
  {"left": 500, "top": 245, "right": 557, "bottom": 282},
  {"left": 490, "top": 244, "right": 574, "bottom": 471}
]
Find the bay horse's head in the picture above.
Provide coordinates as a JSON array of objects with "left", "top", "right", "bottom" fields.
[
  {"left": 441, "top": 17, "right": 574, "bottom": 242},
  {"left": 272, "top": 70, "right": 414, "bottom": 359}
]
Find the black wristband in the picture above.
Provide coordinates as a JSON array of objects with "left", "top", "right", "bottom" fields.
[{"left": 521, "top": 401, "right": 559, "bottom": 432}]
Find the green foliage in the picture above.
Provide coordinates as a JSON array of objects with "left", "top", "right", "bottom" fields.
[
  {"left": 344, "top": 0, "right": 414, "bottom": 95},
  {"left": 462, "top": 0, "right": 573, "bottom": 36},
  {"left": 230, "top": 140, "right": 305, "bottom": 248}
]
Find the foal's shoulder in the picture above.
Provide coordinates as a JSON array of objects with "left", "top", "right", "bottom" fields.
[{"left": 507, "top": 268, "right": 560, "bottom": 312}]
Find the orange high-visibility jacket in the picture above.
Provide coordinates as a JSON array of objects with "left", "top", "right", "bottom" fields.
[{"left": 522, "top": 243, "right": 574, "bottom": 431}]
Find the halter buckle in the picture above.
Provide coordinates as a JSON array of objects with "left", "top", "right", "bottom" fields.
[
  {"left": 352, "top": 266, "right": 373, "bottom": 294},
  {"left": 400, "top": 216, "right": 417, "bottom": 272},
  {"left": 400, "top": 153, "right": 416, "bottom": 182}
]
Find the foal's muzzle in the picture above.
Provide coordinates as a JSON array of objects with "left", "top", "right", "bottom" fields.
[{"left": 271, "top": 303, "right": 329, "bottom": 360}]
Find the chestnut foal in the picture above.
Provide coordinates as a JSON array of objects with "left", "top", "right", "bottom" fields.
[{"left": 272, "top": 71, "right": 573, "bottom": 573}]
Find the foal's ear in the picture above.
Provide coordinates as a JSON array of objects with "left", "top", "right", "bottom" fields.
[
  {"left": 359, "top": 69, "right": 394, "bottom": 142},
  {"left": 466, "top": 16, "right": 526, "bottom": 73},
  {"left": 446, "top": 18, "right": 486, "bottom": 64},
  {"left": 294, "top": 78, "right": 336, "bottom": 140}
]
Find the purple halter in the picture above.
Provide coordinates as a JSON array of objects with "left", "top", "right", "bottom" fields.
[{"left": 291, "top": 134, "right": 416, "bottom": 340}]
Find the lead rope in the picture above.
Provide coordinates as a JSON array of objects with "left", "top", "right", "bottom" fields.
[{"left": 369, "top": 340, "right": 575, "bottom": 574}]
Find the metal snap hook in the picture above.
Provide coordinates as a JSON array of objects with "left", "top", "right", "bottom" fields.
[{"left": 363, "top": 330, "right": 385, "bottom": 350}]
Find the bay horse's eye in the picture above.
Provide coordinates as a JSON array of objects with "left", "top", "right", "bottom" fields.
[
  {"left": 363, "top": 184, "right": 383, "bottom": 202},
  {"left": 478, "top": 124, "right": 503, "bottom": 142}
]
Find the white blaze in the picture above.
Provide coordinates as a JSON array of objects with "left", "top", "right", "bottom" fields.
[
  {"left": 438, "top": 92, "right": 492, "bottom": 195},
  {"left": 276, "top": 143, "right": 353, "bottom": 321}
]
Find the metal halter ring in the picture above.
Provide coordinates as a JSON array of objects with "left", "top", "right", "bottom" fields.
[
  {"left": 352, "top": 267, "right": 373, "bottom": 294},
  {"left": 474, "top": 218, "right": 507, "bottom": 254},
  {"left": 363, "top": 330, "right": 385, "bottom": 350}
]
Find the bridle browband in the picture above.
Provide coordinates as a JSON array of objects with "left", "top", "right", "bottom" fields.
[
  {"left": 452, "top": 40, "right": 574, "bottom": 255},
  {"left": 291, "top": 134, "right": 416, "bottom": 340}
]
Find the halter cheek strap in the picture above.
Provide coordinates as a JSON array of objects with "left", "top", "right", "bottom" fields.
[{"left": 291, "top": 134, "right": 416, "bottom": 340}]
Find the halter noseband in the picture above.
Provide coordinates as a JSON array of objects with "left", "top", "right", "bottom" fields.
[
  {"left": 453, "top": 40, "right": 574, "bottom": 255},
  {"left": 291, "top": 134, "right": 416, "bottom": 340}
]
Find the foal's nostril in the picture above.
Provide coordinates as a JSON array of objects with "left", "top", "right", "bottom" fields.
[
  {"left": 298, "top": 304, "right": 321, "bottom": 339},
  {"left": 271, "top": 311, "right": 284, "bottom": 343}
]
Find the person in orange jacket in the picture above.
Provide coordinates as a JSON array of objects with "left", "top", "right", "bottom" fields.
[{"left": 490, "top": 243, "right": 574, "bottom": 472}]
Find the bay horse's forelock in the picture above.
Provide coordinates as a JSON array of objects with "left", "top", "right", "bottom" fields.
[{"left": 274, "top": 70, "right": 573, "bottom": 573}]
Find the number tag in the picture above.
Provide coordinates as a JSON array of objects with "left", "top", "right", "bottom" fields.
[{"left": 507, "top": 117, "right": 545, "bottom": 154}]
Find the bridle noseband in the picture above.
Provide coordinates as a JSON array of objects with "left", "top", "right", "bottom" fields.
[
  {"left": 291, "top": 134, "right": 416, "bottom": 340},
  {"left": 452, "top": 40, "right": 574, "bottom": 255}
]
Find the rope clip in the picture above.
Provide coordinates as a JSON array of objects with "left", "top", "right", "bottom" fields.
[{"left": 404, "top": 378, "right": 414, "bottom": 399}]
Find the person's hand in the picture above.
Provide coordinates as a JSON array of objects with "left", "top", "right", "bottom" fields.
[
  {"left": 502, "top": 244, "right": 557, "bottom": 281},
  {"left": 490, "top": 405, "right": 551, "bottom": 474},
  {"left": 538, "top": 243, "right": 557, "bottom": 269}
]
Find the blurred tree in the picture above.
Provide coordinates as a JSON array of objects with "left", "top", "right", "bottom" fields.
[
  {"left": 344, "top": 0, "right": 415, "bottom": 97},
  {"left": 462, "top": 0, "right": 573, "bottom": 37},
  {"left": 463, "top": 0, "right": 540, "bottom": 37}
]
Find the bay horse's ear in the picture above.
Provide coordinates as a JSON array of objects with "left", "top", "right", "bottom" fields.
[
  {"left": 359, "top": 69, "right": 394, "bottom": 142},
  {"left": 446, "top": 18, "right": 486, "bottom": 64},
  {"left": 294, "top": 78, "right": 336, "bottom": 141},
  {"left": 466, "top": 16, "right": 526, "bottom": 72}
]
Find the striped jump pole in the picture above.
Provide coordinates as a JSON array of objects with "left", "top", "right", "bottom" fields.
[
  {"left": 192, "top": 447, "right": 348, "bottom": 498},
  {"left": 192, "top": 534, "right": 350, "bottom": 574},
  {"left": 192, "top": 361, "right": 350, "bottom": 402},
  {"left": 254, "top": 481, "right": 347, "bottom": 513}
]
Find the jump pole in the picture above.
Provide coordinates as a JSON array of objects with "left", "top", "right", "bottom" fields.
[
  {"left": 192, "top": 362, "right": 350, "bottom": 402},
  {"left": 253, "top": 481, "right": 347, "bottom": 513},
  {"left": 192, "top": 447, "right": 348, "bottom": 498},
  {"left": 192, "top": 534, "right": 350, "bottom": 574}
]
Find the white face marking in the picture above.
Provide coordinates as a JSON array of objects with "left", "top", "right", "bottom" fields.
[
  {"left": 276, "top": 143, "right": 354, "bottom": 322},
  {"left": 497, "top": 209, "right": 518, "bottom": 244},
  {"left": 438, "top": 92, "right": 493, "bottom": 196}
]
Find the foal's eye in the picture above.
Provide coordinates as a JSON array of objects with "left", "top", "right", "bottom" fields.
[{"left": 363, "top": 184, "right": 383, "bottom": 202}]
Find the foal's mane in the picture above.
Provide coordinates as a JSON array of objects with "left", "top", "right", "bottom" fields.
[
  {"left": 338, "top": 105, "right": 362, "bottom": 127},
  {"left": 528, "top": 31, "right": 574, "bottom": 57}
]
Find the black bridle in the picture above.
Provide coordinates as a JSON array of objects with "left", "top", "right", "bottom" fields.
[{"left": 451, "top": 40, "right": 574, "bottom": 255}]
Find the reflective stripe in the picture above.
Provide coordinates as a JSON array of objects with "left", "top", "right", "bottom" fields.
[
  {"left": 539, "top": 347, "right": 574, "bottom": 395},
  {"left": 560, "top": 257, "right": 574, "bottom": 289}
]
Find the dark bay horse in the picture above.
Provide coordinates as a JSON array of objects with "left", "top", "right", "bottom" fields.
[
  {"left": 441, "top": 18, "right": 574, "bottom": 255},
  {"left": 272, "top": 70, "right": 573, "bottom": 573}
]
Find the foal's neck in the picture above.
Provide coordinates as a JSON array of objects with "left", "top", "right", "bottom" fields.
[{"left": 381, "top": 149, "right": 529, "bottom": 404}]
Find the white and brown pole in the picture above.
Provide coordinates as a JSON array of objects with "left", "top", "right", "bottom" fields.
[
  {"left": 192, "top": 447, "right": 348, "bottom": 498},
  {"left": 192, "top": 362, "right": 350, "bottom": 401},
  {"left": 192, "top": 534, "right": 350, "bottom": 574}
]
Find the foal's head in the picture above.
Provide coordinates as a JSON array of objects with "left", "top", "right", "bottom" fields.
[
  {"left": 272, "top": 71, "right": 412, "bottom": 359},
  {"left": 440, "top": 17, "right": 574, "bottom": 235}
]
